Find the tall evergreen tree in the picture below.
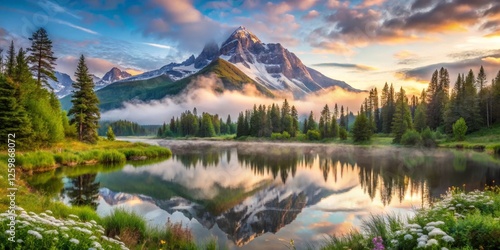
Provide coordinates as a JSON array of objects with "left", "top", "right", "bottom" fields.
[
  {"left": 281, "top": 99, "right": 290, "bottom": 132},
  {"left": 6, "top": 41, "right": 16, "bottom": 78},
  {"left": 0, "top": 74, "right": 32, "bottom": 148},
  {"left": 291, "top": 106, "right": 299, "bottom": 137},
  {"left": 381, "top": 83, "right": 395, "bottom": 133},
  {"left": 307, "top": 111, "right": 317, "bottom": 131},
  {"left": 392, "top": 87, "right": 412, "bottom": 143},
  {"left": 27, "top": 28, "right": 57, "bottom": 88},
  {"left": 477, "top": 65, "right": 489, "bottom": 127},
  {"left": 14, "top": 48, "right": 32, "bottom": 88},
  {"left": 200, "top": 113, "right": 216, "bottom": 137},
  {"left": 352, "top": 106, "right": 372, "bottom": 142},
  {"left": 68, "top": 55, "right": 100, "bottom": 143},
  {"left": 319, "top": 104, "right": 331, "bottom": 138},
  {"left": 413, "top": 89, "right": 427, "bottom": 132}
]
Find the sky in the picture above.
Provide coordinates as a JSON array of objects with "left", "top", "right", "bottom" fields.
[{"left": 2, "top": 0, "right": 500, "bottom": 95}]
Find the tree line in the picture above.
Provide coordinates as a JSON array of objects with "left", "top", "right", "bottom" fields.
[
  {"left": 353, "top": 66, "right": 500, "bottom": 143},
  {"left": 157, "top": 109, "right": 236, "bottom": 138},
  {"left": 0, "top": 28, "right": 100, "bottom": 148}
]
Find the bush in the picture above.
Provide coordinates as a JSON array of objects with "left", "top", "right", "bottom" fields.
[
  {"left": 106, "top": 126, "right": 115, "bottom": 141},
  {"left": 453, "top": 117, "right": 467, "bottom": 141},
  {"left": 99, "top": 150, "right": 126, "bottom": 163},
  {"left": 306, "top": 129, "right": 321, "bottom": 141},
  {"left": 492, "top": 144, "right": 500, "bottom": 155},
  {"left": 401, "top": 130, "right": 421, "bottom": 146},
  {"left": 270, "top": 132, "right": 291, "bottom": 140},
  {"left": 420, "top": 127, "right": 437, "bottom": 147},
  {"left": 339, "top": 127, "right": 348, "bottom": 140}
]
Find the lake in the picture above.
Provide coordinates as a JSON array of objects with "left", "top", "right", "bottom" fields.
[{"left": 28, "top": 140, "right": 500, "bottom": 249}]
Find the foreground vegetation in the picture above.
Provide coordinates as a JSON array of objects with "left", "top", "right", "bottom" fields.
[
  {"left": 321, "top": 187, "right": 500, "bottom": 250},
  {"left": 9, "top": 139, "right": 171, "bottom": 172}
]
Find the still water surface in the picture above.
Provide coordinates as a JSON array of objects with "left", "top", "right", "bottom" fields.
[{"left": 28, "top": 140, "right": 500, "bottom": 249}]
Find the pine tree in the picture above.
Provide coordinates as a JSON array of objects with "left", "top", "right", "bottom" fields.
[
  {"left": 68, "top": 55, "right": 100, "bottom": 143},
  {"left": 381, "top": 83, "right": 395, "bottom": 133},
  {"left": 236, "top": 112, "right": 245, "bottom": 137},
  {"left": 14, "top": 48, "right": 32, "bottom": 88},
  {"left": 200, "top": 113, "right": 216, "bottom": 137},
  {"left": 27, "top": 28, "right": 57, "bottom": 88},
  {"left": 270, "top": 103, "right": 281, "bottom": 133},
  {"left": 281, "top": 99, "right": 290, "bottom": 132},
  {"left": 477, "top": 65, "right": 489, "bottom": 127},
  {"left": 291, "top": 106, "right": 299, "bottom": 137},
  {"left": 0, "top": 74, "right": 32, "bottom": 149},
  {"left": 392, "top": 87, "right": 413, "bottom": 143},
  {"left": 319, "top": 104, "right": 331, "bottom": 138},
  {"left": 307, "top": 111, "right": 316, "bottom": 131},
  {"left": 413, "top": 89, "right": 427, "bottom": 132},
  {"left": 6, "top": 41, "right": 16, "bottom": 78},
  {"left": 0, "top": 49, "right": 4, "bottom": 74},
  {"left": 106, "top": 126, "right": 115, "bottom": 141},
  {"left": 226, "top": 115, "right": 233, "bottom": 134},
  {"left": 352, "top": 107, "right": 372, "bottom": 142}
]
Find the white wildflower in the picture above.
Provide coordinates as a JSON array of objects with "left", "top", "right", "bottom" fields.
[
  {"left": 68, "top": 214, "right": 79, "bottom": 219},
  {"left": 89, "top": 235, "right": 97, "bottom": 240},
  {"left": 60, "top": 226, "right": 69, "bottom": 231},
  {"left": 426, "top": 239, "right": 439, "bottom": 246},
  {"left": 442, "top": 235, "right": 455, "bottom": 243},
  {"left": 44, "top": 230, "right": 58, "bottom": 235},
  {"left": 16, "top": 239, "right": 23, "bottom": 243},
  {"left": 93, "top": 241, "right": 102, "bottom": 248},
  {"left": 391, "top": 239, "right": 398, "bottom": 245},
  {"left": 404, "top": 234, "right": 413, "bottom": 240},
  {"left": 70, "top": 238, "right": 80, "bottom": 244},
  {"left": 448, "top": 207, "right": 455, "bottom": 211},
  {"left": 45, "top": 210, "right": 52, "bottom": 214},
  {"left": 428, "top": 228, "right": 447, "bottom": 237},
  {"left": 417, "top": 241, "right": 426, "bottom": 248},
  {"left": 27, "top": 230, "right": 43, "bottom": 239}
]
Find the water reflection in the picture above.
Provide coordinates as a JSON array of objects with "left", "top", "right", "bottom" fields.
[
  {"left": 27, "top": 141, "right": 500, "bottom": 249},
  {"left": 65, "top": 174, "right": 100, "bottom": 209}
]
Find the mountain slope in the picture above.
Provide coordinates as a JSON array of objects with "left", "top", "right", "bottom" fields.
[{"left": 61, "top": 58, "right": 274, "bottom": 111}]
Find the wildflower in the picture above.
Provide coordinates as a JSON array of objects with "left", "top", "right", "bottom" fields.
[
  {"left": 372, "top": 236, "right": 385, "bottom": 250},
  {"left": 448, "top": 207, "right": 455, "bottom": 211},
  {"left": 93, "top": 241, "right": 102, "bottom": 248},
  {"left": 27, "top": 230, "right": 43, "bottom": 239},
  {"left": 89, "top": 236, "right": 97, "bottom": 240},
  {"left": 442, "top": 248, "right": 449, "bottom": 250},
  {"left": 161, "top": 240, "right": 166, "bottom": 244},
  {"left": 70, "top": 238, "right": 80, "bottom": 244},
  {"left": 16, "top": 239, "right": 23, "bottom": 243},
  {"left": 60, "top": 226, "right": 70, "bottom": 231},
  {"left": 45, "top": 210, "right": 53, "bottom": 214},
  {"left": 404, "top": 234, "right": 413, "bottom": 240},
  {"left": 442, "top": 235, "right": 455, "bottom": 243},
  {"left": 417, "top": 241, "right": 426, "bottom": 248},
  {"left": 44, "top": 230, "right": 58, "bottom": 235},
  {"left": 428, "top": 228, "right": 447, "bottom": 237},
  {"left": 426, "top": 239, "right": 438, "bottom": 246}
]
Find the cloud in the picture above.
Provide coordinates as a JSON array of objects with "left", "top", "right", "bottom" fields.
[
  {"left": 38, "top": 0, "right": 81, "bottom": 19},
  {"left": 101, "top": 74, "right": 368, "bottom": 125},
  {"left": 52, "top": 19, "right": 99, "bottom": 35},
  {"left": 396, "top": 54, "right": 500, "bottom": 84},
  {"left": 302, "top": 10, "right": 320, "bottom": 20},
  {"left": 393, "top": 50, "right": 420, "bottom": 65},
  {"left": 142, "top": 42, "right": 175, "bottom": 50},
  {"left": 312, "top": 62, "right": 377, "bottom": 71},
  {"left": 308, "top": 0, "right": 500, "bottom": 54},
  {"left": 82, "top": 0, "right": 125, "bottom": 10}
]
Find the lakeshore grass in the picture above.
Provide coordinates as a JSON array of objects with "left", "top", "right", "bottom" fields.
[{"left": 6, "top": 139, "right": 172, "bottom": 172}]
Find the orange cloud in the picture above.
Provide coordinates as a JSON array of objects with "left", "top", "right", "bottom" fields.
[{"left": 482, "top": 57, "right": 500, "bottom": 64}]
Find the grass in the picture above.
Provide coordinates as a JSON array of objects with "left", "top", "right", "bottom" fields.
[
  {"left": 321, "top": 187, "right": 500, "bottom": 250},
  {"left": 102, "top": 209, "right": 147, "bottom": 247},
  {"left": 3, "top": 139, "right": 172, "bottom": 172},
  {"left": 439, "top": 124, "right": 500, "bottom": 154}
]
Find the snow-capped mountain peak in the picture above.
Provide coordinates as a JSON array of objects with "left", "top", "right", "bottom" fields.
[{"left": 100, "top": 67, "right": 132, "bottom": 84}]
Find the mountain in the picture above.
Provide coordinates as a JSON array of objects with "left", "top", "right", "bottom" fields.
[
  {"left": 49, "top": 68, "right": 131, "bottom": 98},
  {"left": 47, "top": 72, "right": 74, "bottom": 98},
  {"left": 61, "top": 26, "right": 363, "bottom": 111}
]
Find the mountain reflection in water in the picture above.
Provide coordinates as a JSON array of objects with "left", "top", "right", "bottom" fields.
[{"left": 28, "top": 141, "right": 500, "bottom": 249}]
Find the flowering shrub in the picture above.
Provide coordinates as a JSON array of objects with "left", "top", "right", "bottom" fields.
[
  {"left": 0, "top": 207, "right": 128, "bottom": 250},
  {"left": 322, "top": 188, "right": 500, "bottom": 250}
]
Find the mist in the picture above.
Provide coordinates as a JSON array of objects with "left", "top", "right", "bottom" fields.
[{"left": 101, "top": 75, "right": 368, "bottom": 125}]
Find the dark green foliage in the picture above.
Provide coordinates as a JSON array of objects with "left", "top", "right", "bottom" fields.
[
  {"left": 0, "top": 75, "right": 32, "bottom": 149},
  {"left": 107, "top": 126, "right": 116, "bottom": 141},
  {"left": 380, "top": 83, "right": 395, "bottom": 133},
  {"left": 400, "top": 130, "right": 421, "bottom": 146},
  {"left": 27, "top": 28, "right": 57, "bottom": 88},
  {"left": 270, "top": 131, "right": 290, "bottom": 140},
  {"left": 306, "top": 129, "right": 321, "bottom": 140},
  {"left": 352, "top": 111, "right": 372, "bottom": 142},
  {"left": 199, "top": 113, "right": 216, "bottom": 137},
  {"left": 100, "top": 120, "right": 147, "bottom": 136},
  {"left": 5, "top": 41, "right": 16, "bottom": 77},
  {"left": 307, "top": 111, "right": 317, "bottom": 131},
  {"left": 291, "top": 106, "right": 299, "bottom": 137},
  {"left": 319, "top": 104, "right": 331, "bottom": 138},
  {"left": 68, "top": 55, "right": 100, "bottom": 144},
  {"left": 102, "top": 209, "right": 147, "bottom": 243},
  {"left": 445, "top": 70, "right": 481, "bottom": 133},
  {"left": 453, "top": 117, "right": 467, "bottom": 141},
  {"left": 339, "top": 127, "right": 348, "bottom": 140},
  {"left": 392, "top": 88, "right": 412, "bottom": 144},
  {"left": 420, "top": 127, "right": 437, "bottom": 147},
  {"left": 99, "top": 150, "right": 126, "bottom": 163},
  {"left": 413, "top": 98, "right": 427, "bottom": 132},
  {"left": 426, "top": 68, "right": 449, "bottom": 130}
]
